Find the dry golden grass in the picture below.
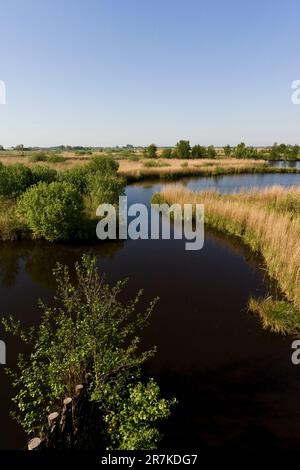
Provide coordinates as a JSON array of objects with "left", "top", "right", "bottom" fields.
[
  {"left": 157, "top": 184, "right": 300, "bottom": 311},
  {"left": 117, "top": 158, "right": 267, "bottom": 179}
]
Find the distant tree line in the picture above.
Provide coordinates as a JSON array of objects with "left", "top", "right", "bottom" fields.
[{"left": 144, "top": 141, "right": 300, "bottom": 160}]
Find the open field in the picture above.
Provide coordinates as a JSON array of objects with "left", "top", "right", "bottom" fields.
[{"left": 153, "top": 185, "right": 300, "bottom": 334}]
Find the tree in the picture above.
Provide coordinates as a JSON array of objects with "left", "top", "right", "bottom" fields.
[
  {"left": 206, "top": 145, "right": 216, "bottom": 158},
  {"left": 224, "top": 145, "right": 231, "bottom": 158},
  {"left": 175, "top": 140, "right": 191, "bottom": 159},
  {"left": 234, "top": 142, "right": 247, "bottom": 158},
  {"left": 17, "top": 181, "right": 84, "bottom": 241},
  {"left": 2, "top": 255, "right": 175, "bottom": 449},
  {"left": 191, "top": 145, "right": 206, "bottom": 159},
  {"left": 146, "top": 144, "right": 157, "bottom": 159}
]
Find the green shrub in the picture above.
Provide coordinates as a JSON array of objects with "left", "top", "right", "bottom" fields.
[
  {"left": 30, "top": 166, "right": 58, "bottom": 185},
  {"left": 87, "top": 172, "right": 125, "bottom": 209},
  {"left": 59, "top": 166, "right": 89, "bottom": 194},
  {"left": 87, "top": 155, "right": 119, "bottom": 175},
  {"left": 0, "top": 163, "right": 33, "bottom": 198},
  {"left": 17, "top": 181, "right": 84, "bottom": 241}
]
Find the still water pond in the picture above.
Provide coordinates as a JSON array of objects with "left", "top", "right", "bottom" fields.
[{"left": 1, "top": 173, "right": 300, "bottom": 449}]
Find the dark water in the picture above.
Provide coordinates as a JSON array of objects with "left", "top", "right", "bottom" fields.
[
  {"left": 1, "top": 173, "right": 300, "bottom": 450},
  {"left": 134, "top": 171, "right": 300, "bottom": 196}
]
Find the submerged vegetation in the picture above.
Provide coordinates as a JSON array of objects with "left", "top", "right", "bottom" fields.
[
  {"left": 153, "top": 185, "right": 300, "bottom": 334},
  {"left": 2, "top": 255, "right": 175, "bottom": 450}
]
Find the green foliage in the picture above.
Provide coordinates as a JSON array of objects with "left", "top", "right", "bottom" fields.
[
  {"left": 2, "top": 256, "right": 174, "bottom": 449},
  {"left": 0, "top": 197, "right": 27, "bottom": 240},
  {"left": 0, "top": 163, "right": 33, "bottom": 198},
  {"left": 233, "top": 143, "right": 258, "bottom": 159},
  {"left": 160, "top": 148, "right": 172, "bottom": 159},
  {"left": 206, "top": 145, "right": 216, "bottom": 158},
  {"left": 105, "top": 379, "right": 176, "bottom": 450},
  {"left": 234, "top": 142, "right": 247, "bottom": 158},
  {"left": 145, "top": 144, "right": 157, "bottom": 159},
  {"left": 191, "top": 145, "right": 207, "bottom": 159},
  {"left": 224, "top": 145, "right": 231, "bottom": 157},
  {"left": 87, "top": 155, "right": 119, "bottom": 175},
  {"left": 249, "top": 297, "right": 300, "bottom": 334},
  {"left": 30, "top": 166, "right": 58, "bottom": 185},
  {"left": 17, "top": 181, "right": 84, "bottom": 241},
  {"left": 175, "top": 140, "right": 191, "bottom": 159},
  {"left": 270, "top": 143, "right": 300, "bottom": 161},
  {"left": 59, "top": 166, "right": 89, "bottom": 194},
  {"left": 87, "top": 173, "right": 125, "bottom": 210}
]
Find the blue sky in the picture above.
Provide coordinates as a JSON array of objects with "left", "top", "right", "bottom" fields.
[{"left": 0, "top": 0, "right": 300, "bottom": 147}]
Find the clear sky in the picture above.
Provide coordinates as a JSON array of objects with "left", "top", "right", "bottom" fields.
[{"left": 0, "top": 0, "right": 300, "bottom": 147}]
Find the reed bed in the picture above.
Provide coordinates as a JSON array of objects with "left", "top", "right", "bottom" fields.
[{"left": 154, "top": 184, "right": 300, "bottom": 334}]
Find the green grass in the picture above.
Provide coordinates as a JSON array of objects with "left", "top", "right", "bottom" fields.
[{"left": 249, "top": 297, "right": 300, "bottom": 334}]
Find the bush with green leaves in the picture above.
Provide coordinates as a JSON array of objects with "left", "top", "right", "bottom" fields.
[
  {"left": 175, "top": 140, "right": 191, "bottom": 159},
  {"left": 2, "top": 255, "right": 175, "bottom": 449},
  {"left": 59, "top": 166, "right": 90, "bottom": 194},
  {"left": 17, "top": 181, "right": 84, "bottom": 241},
  {"left": 87, "top": 155, "right": 119, "bottom": 175},
  {"left": 87, "top": 172, "right": 125, "bottom": 210},
  {"left": 30, "top": 166, "right": 58, "bottom": 185},
  {"left": 0, "top": 163, "right": 33, "bottom": 198},
  {"left": 145, "top": 144, "right": 157, "bottom": 159},
  {"left": 191, "top": 145, "right": 207, "bottom": 159}
]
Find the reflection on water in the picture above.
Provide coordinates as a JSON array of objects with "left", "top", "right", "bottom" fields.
[
  {"left": 0, "top": 173, "right": 300, "bottom": 449},
  {"left": 268, "top": 160, "right": 300, "bottom": 169}
]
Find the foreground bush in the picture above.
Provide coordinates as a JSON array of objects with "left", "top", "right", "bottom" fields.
[
  {"left": 2, "top": 255, "right": 175, "bottom": 449},
  {"left": 17, "top": 181, "right": 84, "bottom": 241}
]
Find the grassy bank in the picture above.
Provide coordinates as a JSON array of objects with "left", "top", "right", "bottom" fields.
[
  {"left": 118, "top": 158, "right": 300, "bottom": 182},
  {"left": 153, "top": 185, "right": 300, "bottom": 334}
]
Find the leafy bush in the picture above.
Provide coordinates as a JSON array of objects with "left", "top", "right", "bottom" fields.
[
  {"left": 191, "top": 145, "right": 207, "bottom": 159},
  {"left": 0, "top": 163, "right": 33, "bottom": 198},
  {"left": 2, "top": 256, "right": 175, "bottom": 449},
  {"left": 59, "top": 166, "right": 89, "bottom": 194},
  {"left": 87, "top": 155, "right": 119, "bottom": 175},
  {"left": 87, "top": 172, "right": 125, "bottom": 209},
  {"left": 145, "top": 144, "right": 157, "bottom": 159},
  {"left": 17, "top": 181, "right": 84, "bottom": 241},
  {"left": 30, "top": 166, "right": 58, "bottom": 185}
]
